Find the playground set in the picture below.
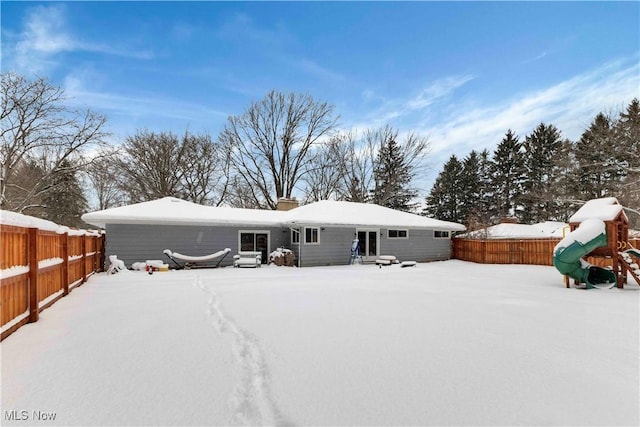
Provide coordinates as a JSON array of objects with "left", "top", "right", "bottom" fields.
[{"left": 553, "top": 197, "right": 640, "bottom": 289}]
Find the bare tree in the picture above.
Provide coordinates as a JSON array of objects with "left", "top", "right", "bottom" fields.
[
  {"left": 218, "top": 90, "right": 338, "bottom": 209},
  {"left": 180, "top": 132, "right": 230, "bottom": 206},
  {"left": 116, "top": 130, "right": 188, "bottom": 203},
  {"left": 225, "top": 175, "right": 264, "bottom": 209},
  {"left": 116, "top": 130, "right": 230, "bottom": 205},
  {"left": 85, "top": 148, "right": 125, "bottom": 210},
  {"left": 1, "top": 72, "right": 107, "bottom": 212},
  {"left": 302, "top": 134, "right": 350, "bottom": 202}
]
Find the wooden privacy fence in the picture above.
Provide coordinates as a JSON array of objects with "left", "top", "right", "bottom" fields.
[
  {"left": 452, "top": 237, "right": 640, "bottom": 267},
  {"left": 1, "top": 225, "right": 105, "bottom": 341}
]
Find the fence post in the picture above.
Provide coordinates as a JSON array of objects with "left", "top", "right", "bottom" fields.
[
  {"left": 481, "top": 241, "right": 486, "bottom": 263},
  {"left": 62, "top": 232, "right": 69, "bottom": 296},
  {"left": 99, "top": 232, "right": 106, "bottom": 272},
  {"left": 28, "top": 228, "right": 39, "bottom": 323},
  {"left": 93, "top": 235, "right": 98, "bottom": 272},
  {"left": 81, "top": 235, "right": 87, "bottom": 284}
]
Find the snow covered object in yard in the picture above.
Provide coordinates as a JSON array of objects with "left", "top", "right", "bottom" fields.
[
  {"left": 569, "top": 197, "right": 628, "bottom": 223},
  {"left": 269, "top": 247, "right": 295, "bottom": 266},
  {"left": 554, "top": 197, "right": 633, "bottom": 289}
]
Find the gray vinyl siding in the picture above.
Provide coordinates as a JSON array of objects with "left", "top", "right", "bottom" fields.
[
  {"left": 104, "top": 223, "right": 452, "bottom": 269},
  {"left": 298, "top": 227, "right": 357, "bottom": 267},
  {"left": 381, "top": 228, "right": 452, "bottom": 261},
  {"left": 105, "top": 224, "right": 289, "bottom": 268},
  {"left": 298, "top": 226, "right": 452, "bottom": 267}
]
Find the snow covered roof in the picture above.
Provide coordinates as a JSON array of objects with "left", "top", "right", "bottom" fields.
[
  {"left": 81, "top": 197, "right": 466, "bottom": 231},
  {"left": 459, "top": 221, "right": 568, "bottom": 239},
  {"left": 569, "top": 197, "right": 628, "bottom": 223},
  {"left": 286, "top": 200, "right": 466, "bottom": 231},
  {"left": 81, "top": 197, "right": 287, "bottom": 228}
]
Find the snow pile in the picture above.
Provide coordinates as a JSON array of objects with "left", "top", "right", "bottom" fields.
[
  {"left": 2, "top": 262, "right": 638, "bottom": 426},
  {"left": 461, "top": 221, "right": 568, "bottom": 239},
  {"left": 554, "top": 218, "right": 606, "bottom": 254},
  {"left": 569, "top": 197, "right": 627, "bottom": 223},
  {"left": 0, "top": 210, "right": 60, "bottom": 231},
  {"left": 1, "top": 210, "right": 100, "bottom": 236}
]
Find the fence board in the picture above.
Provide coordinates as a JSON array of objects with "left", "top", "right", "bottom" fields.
[
  {"left": 453, "top": 238, "right": 640, "bottom": 266},
  {"left": 1, "top": 224, "right": 104, "bottom": 341}
]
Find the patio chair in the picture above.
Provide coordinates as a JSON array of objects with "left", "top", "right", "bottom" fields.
[{"left": 233, "top": 251, "right": 262, "bottom": 268}]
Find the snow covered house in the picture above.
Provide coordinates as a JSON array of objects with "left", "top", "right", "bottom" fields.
[{"left": 81, "top": 197, "right": 465, "bottom": 268}]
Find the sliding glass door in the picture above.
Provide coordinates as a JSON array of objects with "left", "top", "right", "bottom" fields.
[
  {"left": 356, "top": 229, "right": 378, "bottom": 262},
  {"left": 239, "top": 231, "right": 269, "bottom": 264}
]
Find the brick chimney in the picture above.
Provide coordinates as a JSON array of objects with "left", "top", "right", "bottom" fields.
[
  {"left": 276, "top": 197, "right": 299, "bottom": 211},
  {"left": 500, "top": 216, "right": 518, "bottom": 224}
]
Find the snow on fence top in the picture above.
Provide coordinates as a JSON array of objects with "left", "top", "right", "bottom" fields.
[
  {"left": 0, "top": 210, "right": 99, "bottom": 236},
  {"left": 81, "top": 197, "right": 466, "bottom": 231},
  {"left": 569, "top": 197, "right": 627, "bottom": 223}
]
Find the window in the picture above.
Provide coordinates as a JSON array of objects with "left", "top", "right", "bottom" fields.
[
  {"left": 305, "top": 227, "right": 320, "bottom": 244},
  {"left": 434, "top": 230, "right": 450, "bottom": 239},
  {"left": 291, "top": 229, "right": 300, "bottom": 244},
  {"left": 388, "top": 229, "right": 408, "bottom": 239}
]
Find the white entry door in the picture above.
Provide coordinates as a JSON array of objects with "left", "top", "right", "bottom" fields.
[{"left": 356, "top": 229, "right": 379, "bottom": 261}]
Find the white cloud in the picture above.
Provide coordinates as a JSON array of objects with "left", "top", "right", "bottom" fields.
[
  {"left": 413, "top": 57, "right": 639, "bottom": 190},
  {"left": 8, "top": 5, "right": 153, "bottom": 75},
  {"left": 349, "top": 74, "right": 475, "bottom": 131},
  {"left": 406, "top": 75, "right": 475, "bottom": 111},
  {"left": 342, "top": 58, "right": 638, "bottom": 194},
  {"left": 60, "top": 71, "right": 229, "bottom": 140},
  {"left": 427, "top": 58, "right": 639, "bottom": 156},
  {"left": 523, "top": 51, "right": 548, "bottom": 64}
]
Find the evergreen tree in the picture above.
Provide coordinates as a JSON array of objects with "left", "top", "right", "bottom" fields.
[
  {"left": 489, "top": 130, "right": 525, "bottom": 220},
  {"left": 371, "top": 137, "right": 417, "bottom": 211},
  {"left": 423, "top": 155, "right": 463, "bottom": 222},
  {"left": 477, "top": 149, "right": 494, "bottom": 223},
  {"left": 43, "top": 159, "right": 88, "bottom": 227},
  {"left": 521, "top": 123, "right": 563, "bottom": 222},
  {"left": 574, "top": 113, "right": 623, "bottom": 199},
  {"left": 615, "top": 98, "right": 640, "bottom": 227},
  {"left": 458, "top": 150, "right": 487, "bottom": 226},
  {"left": 549, "top": 138, "right": 580, "bottom": 222}
]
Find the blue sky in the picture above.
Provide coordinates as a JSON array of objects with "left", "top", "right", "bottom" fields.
[{"left": 2, "top": 1, "right": 639, "bottom": 195}]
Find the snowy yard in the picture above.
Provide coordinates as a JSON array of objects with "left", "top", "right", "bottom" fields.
[{"left": 2, "top": 260, "right": 638, "bottom": 426}]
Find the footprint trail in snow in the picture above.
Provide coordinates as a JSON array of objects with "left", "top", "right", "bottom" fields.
[{"left": 194, "top": 276, "right": 293, "bottom": 426}]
